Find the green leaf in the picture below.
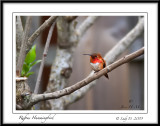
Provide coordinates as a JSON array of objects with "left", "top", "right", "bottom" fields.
[
  {"left": 25, "top": 45, "right": 36, "bottom": 64},
  {"left": 21, "top": 63, "right": 30, "bottom": 76},
  {"left": 30, "top": 60, "right": 41, "bottom": 67},
  {"left": 21, "top": 69, "right": 25, "bottom": 77},
  {"left": 26, "top": 72, "right": 34, "bottom": 77},
  {"left": 21, "top": 44, "right": 41, "bottom": 77}
]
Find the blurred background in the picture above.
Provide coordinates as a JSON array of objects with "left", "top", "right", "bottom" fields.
[{"left": 23, "top": 16, "right": 144, "bottom": 110}]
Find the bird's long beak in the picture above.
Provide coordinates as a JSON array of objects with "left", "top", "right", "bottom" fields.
[{"left": 83, "top": 54, "right": 92, "bottom": 56}]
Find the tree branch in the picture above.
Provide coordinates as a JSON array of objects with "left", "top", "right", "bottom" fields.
[
  {"left": 27, "top": 47, "right": 144, "bottom": 108},
  {"left": 16, "top": 16, "right": 32, "bottom": 76},
  {"left": 26, "top": 16, "right": 58, "bottom": 53},
  {"left": 76, "top": 16, "right": 98, "bottom": 39},
  {"left": 34, "top": 22, "right": 56, "bottom": 94},
  {"left": 62, "top": 17, "right": 144, "bottom": 107}
]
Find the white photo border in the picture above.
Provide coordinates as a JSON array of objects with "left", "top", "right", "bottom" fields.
[
  {"left": 3, "top": 3, "right": 158, "bottom": 124},
  {"left": 12, "top": 12, "right": 148, "bottom": 114}
]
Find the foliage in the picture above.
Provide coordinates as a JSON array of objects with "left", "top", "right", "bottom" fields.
[{"left": 21, "top": 45, "right": 41, "bottom": 77}]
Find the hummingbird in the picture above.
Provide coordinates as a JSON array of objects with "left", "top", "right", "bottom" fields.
[{"left": 83, "top": 53, "right": 109, "bottom": 79}]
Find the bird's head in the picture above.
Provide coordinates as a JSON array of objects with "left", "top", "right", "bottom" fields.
[{"left": 83, "top": 53, "right": 103, "bottom": 64}]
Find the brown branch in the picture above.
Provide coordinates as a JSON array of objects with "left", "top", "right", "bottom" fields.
[
  {"left": 107, "top": 47, "right": 144, "bottom": 72},
  {"left": 62, "top": 17, "right": 144, "bottom": 107},
  {"left": 34, "top": 22, "right": 56, "bottom": 94},
  {"left": 16, "top": 16, "right": 32, "bottom": 76},
  {"left": 27, "top": 47, "right": 144, "bottom": 108},
  {"left": 26, "top": 16, "right": 58, "bottom": 53}
]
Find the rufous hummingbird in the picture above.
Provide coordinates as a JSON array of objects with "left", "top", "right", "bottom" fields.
[{"left": 83, "top": 53, "right": 109, "bottom": 79}]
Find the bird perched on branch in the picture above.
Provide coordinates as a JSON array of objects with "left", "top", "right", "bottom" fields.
[{"left": 83, "top": 53, "right": 109, "bottom": 79}]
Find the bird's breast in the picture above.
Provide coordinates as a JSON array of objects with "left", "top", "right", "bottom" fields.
[{"left": 90, "top": 62, "right": 102, "bottom": 72}]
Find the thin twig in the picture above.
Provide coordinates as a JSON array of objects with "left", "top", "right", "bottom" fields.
[
  {"left": 26, "top": 16, "right": 58, "bottom": 53},
  {"left": 34, "top": 22, "right": 55, "bottom": 94},
  {"left": 16, "top": 16, "right": 32, "bottom": 76},
  {"left": 28, "top": 47, "right": 144, "bottom": 107}
]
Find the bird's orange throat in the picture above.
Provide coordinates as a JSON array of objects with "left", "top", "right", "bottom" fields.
[{"left": 91, "top": 58, "right": 102, "bottom": 64}]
